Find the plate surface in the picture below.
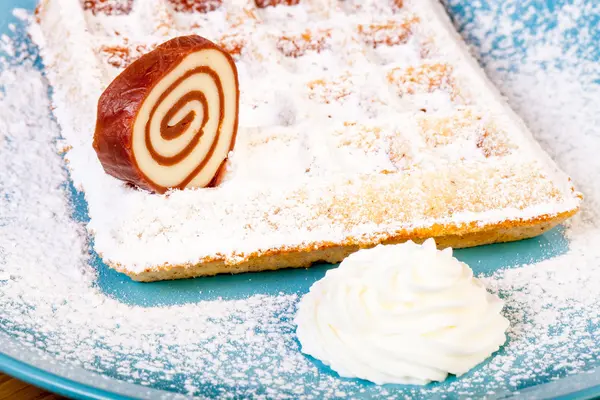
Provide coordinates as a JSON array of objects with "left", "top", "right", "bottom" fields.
[{"left": 0, "top": 0, "right": 599, "bottom": 399}]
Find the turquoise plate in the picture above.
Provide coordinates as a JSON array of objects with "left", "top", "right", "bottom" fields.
[{"left": 0, "top": 0, "right": 599, "bottom": 398}]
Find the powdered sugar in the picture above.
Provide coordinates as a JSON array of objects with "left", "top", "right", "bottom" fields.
[{"left": 0, "top": 0, "right": 599, "bottom": 398}]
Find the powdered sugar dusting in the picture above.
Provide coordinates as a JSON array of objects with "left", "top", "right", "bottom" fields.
[{"left": 0, "top": 0, "right": 599, "bottom": 398}]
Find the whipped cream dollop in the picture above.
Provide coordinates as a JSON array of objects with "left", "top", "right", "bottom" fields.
[{"left": 295, "top": 239, "right": 510, "bottom": 385}]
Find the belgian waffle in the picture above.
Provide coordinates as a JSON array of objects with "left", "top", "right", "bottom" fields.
[{"left": 32, "top": 0, "right": 581, "bottom": 281}]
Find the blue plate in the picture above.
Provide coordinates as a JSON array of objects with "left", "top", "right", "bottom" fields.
[{"left": 0, "top": 0, "right": 599, "bottom": 398}]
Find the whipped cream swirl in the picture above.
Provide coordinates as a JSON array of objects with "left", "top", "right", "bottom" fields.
[{"left": 295, "top": 239, "right": 509, "bottom": 385}]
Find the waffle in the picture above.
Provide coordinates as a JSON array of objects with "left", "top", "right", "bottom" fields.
[{"left": 32, "top": 0, "right": 581, "bottom": 281}]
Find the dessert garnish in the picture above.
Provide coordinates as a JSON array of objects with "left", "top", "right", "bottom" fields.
[
  {"left": 295, "top": 239, "right": 510, "bottom": 385},
  {"left": 93, "top": 35, "right": 239, "bottom": 194}
]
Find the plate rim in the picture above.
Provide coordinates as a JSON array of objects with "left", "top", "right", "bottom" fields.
[
  {"left": 2, "top": 348, "right": 600, "bottom": 400},
  {"left": 0, "top": 351, "right": 132, "bottom": 400},
  {"left": 0, "top": 333, "right": 182, "bottom": 400}
]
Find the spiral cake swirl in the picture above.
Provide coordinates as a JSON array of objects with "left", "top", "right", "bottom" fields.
[{"left": 93, "top": 35, "right": 239, "bottom": 193}]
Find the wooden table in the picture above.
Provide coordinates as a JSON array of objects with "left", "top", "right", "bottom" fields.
[{"left": 0, "top": 373, "right": 65, "bottom": 399}]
